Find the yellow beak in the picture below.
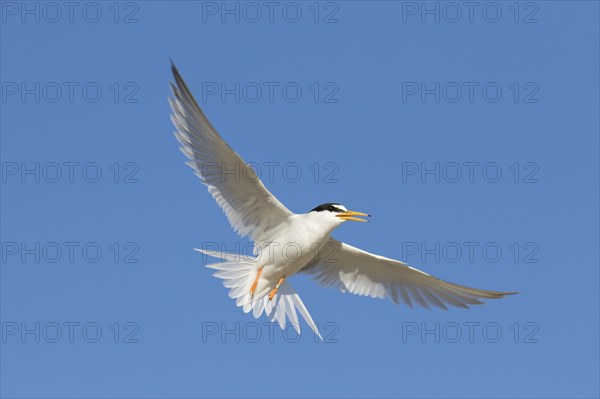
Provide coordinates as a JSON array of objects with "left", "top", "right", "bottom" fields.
[{"left": 336, "top": 210, "right": 371, "bottom": 222}]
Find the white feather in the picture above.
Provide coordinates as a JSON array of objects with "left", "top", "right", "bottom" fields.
[{"left": 202, "top": 249, "right": 322, "bottom": 340}]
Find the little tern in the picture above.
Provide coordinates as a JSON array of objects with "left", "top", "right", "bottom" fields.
[{"left": 168, "top": 63, "right": 517, "bottom": 339}]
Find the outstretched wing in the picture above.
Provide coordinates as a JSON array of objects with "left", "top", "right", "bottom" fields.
[
  {"left": 303, "top": 238, "right": 517, "bottom": 309},
  {"left": 169, "top": 63, "right": 293, "bottom": 242}
]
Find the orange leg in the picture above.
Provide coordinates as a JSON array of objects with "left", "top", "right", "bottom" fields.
[
  {"left": 268, "top": 277, "right": 286, "bottom": 301},
  {"left": 249, "top": 267, "right": 264, "bottom": 298}
]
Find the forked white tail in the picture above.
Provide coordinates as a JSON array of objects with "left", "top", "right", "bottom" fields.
[{"left": 196, "top": 248, "right": 322, "bottom": 340}]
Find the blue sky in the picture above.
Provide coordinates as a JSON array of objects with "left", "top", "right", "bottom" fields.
[{"left": 1, "top": 1, "right": 598, "bottom": 398}]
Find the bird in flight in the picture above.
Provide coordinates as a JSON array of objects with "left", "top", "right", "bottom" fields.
[{"left": 168, "top": 63, "right": 517, "bottom": 339}]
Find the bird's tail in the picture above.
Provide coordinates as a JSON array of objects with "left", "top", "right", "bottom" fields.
[{"left": 195, "top": 248, "right": 322, "bottom": 340}]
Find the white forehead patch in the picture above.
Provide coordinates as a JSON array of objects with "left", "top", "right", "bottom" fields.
[{"left": 334, "top": 205, "right": 347, "bottom": 212}]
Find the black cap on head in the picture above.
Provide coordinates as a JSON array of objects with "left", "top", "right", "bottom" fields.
[{"left": 310, "top": 203, "right": 344, "bottom": 213}]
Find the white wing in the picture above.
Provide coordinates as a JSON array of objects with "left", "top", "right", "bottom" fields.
[
  {"left": 169, "top": 63, "right": 293, "bottom": 242},
  {"left": 303, "top": 239, "right": 517, "bottom": 309}
]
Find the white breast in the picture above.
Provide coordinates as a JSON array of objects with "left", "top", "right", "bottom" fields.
[{"left": 258, "top": 213, "right": 338, "bottom": 281}]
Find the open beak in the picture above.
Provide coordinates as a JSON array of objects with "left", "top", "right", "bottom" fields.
[{"left": 336, "top": 210, "right": 371, "bottom": 223}]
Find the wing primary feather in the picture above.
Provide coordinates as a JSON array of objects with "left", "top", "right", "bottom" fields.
[
  {"left": 169, "top": 62, "right": 293, "bottom": 243},
  {"left": 303, "top": 238, "right": 516, "bottom": 311}
]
